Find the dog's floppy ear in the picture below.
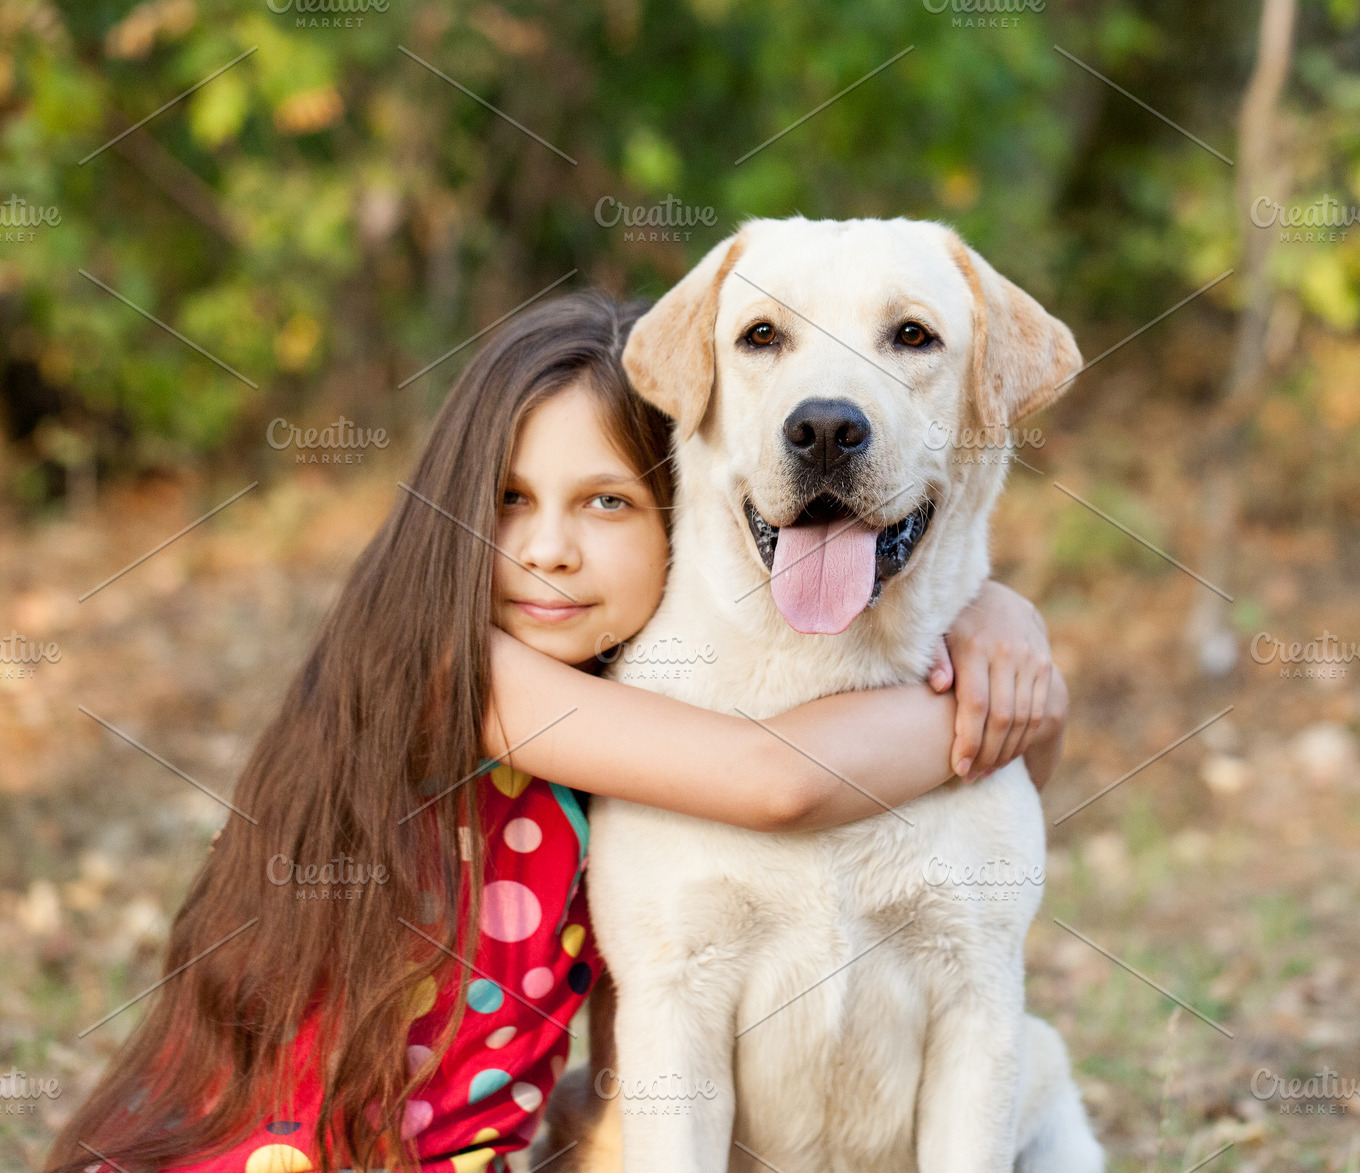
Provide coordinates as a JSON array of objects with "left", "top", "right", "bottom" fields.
[
  {"left": 945, "top": 231, "right": 1082, "bottom": 428},
  {"left": 622, "top": 231, "right": 746, "bottom": 441}
]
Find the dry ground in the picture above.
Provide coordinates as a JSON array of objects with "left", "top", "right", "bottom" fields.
[{"left": 2, "top": 379, "right": 1358, "bottom": 1172}]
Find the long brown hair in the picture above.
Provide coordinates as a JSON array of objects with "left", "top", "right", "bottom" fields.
[{"left": 47, "top": 292, "right": 672, "bottom": 1173}]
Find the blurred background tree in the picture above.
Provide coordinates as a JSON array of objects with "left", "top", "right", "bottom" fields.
[{"left": 0, "top": 0, "right": 1356, "bottom": 520}]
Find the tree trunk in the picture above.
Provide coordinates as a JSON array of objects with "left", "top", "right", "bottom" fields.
[{"left": 1186, "top": 0, "right": 1297, "bottom": 675}]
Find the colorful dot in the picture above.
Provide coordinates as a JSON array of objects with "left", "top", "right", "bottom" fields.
[
  {"left": 468, "top": 1068, "right": 511, "bottom": 1103},
  {"left": 244, "top": 1144, "right": 313, "bottom": 1173},
  {"left": 407, "top": 1044, "right": 433, "bottom": 1075},
  {"left": 502, "top": 817, "right": 542, "bottom": 853},
  {"left": 484, "top": 1025, "right": 517, "bottom": 1049},
  {"left": 560, "top": 923, "right": 585, "bottom": 957},
  {"left": 406, "top": 976, "right": 437, "bottom": 1019},
  {"left": 567, "top": 961, "right": 592, "bottom": 994},
  {"left": 489, "top": 764, "right": 532, "bottom": 798},
  {"left": 466, "top": 979, "right": 504, "bottom": 1014},
  {"left": 473, "top": 1127, "right": 499, "bottom": 1143},
  {"left": 522, "top": 967, "right": 554, "bottom": 998},
  {"left": 265, "top": 1122, "right": 303, "bottom": 1135},
  {"left": 401, "top": 1099, "right": 433, "bottom": 1140},
  {"left": 480, "top": 881, "right": 541, "bottom": 942},
  {"left": 511, "top": 1082, "right": 543, "bottom": 1113},
  {"left": 451, "top": 1150, "right": 496, "bottom": 1173}
]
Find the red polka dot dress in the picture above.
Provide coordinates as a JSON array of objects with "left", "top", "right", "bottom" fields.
[{"left": 106, "top": 765, "right": 598, "bottom": 1173}]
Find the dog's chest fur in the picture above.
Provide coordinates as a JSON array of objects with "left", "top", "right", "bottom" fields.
[{"left": 586, "top": 482, "right": 1047, "bottom": 1165}]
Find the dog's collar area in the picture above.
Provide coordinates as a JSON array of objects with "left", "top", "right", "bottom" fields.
[{"left": 743, "top": 495, "right": 935, "bottom": 603}]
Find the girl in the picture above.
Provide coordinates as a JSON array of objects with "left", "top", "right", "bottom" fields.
[{"left": 48, "top": 293, "right": 1066, "bottom": 1173}]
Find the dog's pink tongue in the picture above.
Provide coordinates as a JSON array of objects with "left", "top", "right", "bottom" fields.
[{"left": 769, "top": 519, "right": 878, "bottom": 635}]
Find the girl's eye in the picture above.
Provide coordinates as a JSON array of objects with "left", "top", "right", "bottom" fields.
[
  {"left": 502, "top": 489, "right": 526, "bottom": 506},
  {"left": 591, "top": 494, "right": 627, "bottom": 511},
  {"left": 744, "top": 322, "right": 777, "bottom": 347},
  {"left": 896, "top": 321, "right": 934, "bottom": 348}
]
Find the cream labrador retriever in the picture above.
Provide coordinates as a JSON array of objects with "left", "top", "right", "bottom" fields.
[{"left": 536, "top": 216, "right": 1103, "bottom": 1173}]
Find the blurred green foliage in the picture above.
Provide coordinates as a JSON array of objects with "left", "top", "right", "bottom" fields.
[{"left": 0, "top": 0, "right": 1357, "bottom": 509}]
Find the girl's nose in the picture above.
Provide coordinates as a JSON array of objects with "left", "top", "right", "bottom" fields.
[{"left": 518, "top": 513, "right": 582, "bottom": 574}]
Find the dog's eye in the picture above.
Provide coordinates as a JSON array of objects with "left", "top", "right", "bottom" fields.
[
  {"left": 744, "top": 322, "right": 777, "bottom": 347},
  {"left": 896, "top": 321, "right": 933, "bottom": 348}
]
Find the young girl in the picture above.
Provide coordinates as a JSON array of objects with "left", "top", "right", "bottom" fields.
[{"left": 48, "top": 293, "right": 1066, "bottom": 1173}]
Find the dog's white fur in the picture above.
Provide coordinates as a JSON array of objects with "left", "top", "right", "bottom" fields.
[{"left": 586, "top": 217, "right": 1104, "bottom": 1172}]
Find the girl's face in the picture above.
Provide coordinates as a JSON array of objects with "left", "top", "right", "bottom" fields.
[{"left": 493, "top": 382, "right": 670, "bottom": 668}]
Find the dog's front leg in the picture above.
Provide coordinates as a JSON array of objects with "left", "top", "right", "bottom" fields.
[
  {"left": 914, "top": 983, "right": 1024, "bottom": 1173},
  {"left": 611, "top": 973, "right": 738, "bottom": 1173}
]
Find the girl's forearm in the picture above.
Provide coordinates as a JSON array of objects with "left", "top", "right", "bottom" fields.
[
  {"left": 763, "top": 686, "right": 959, "bottom": 831},
  {"left": 486, "top": 630, "right": 963, "bottom": 832}
]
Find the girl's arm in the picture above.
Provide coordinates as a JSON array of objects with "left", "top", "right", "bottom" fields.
[
  {"left": 484, "top": 579, "right": 1068, "bottom": 834},
  {"left": 485, "top": 629, "right": 958, "bottom": 834}
]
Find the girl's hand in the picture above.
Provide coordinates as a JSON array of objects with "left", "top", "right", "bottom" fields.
[{"left": 928, "top": 580, "right": 1066, "bottom": 787}]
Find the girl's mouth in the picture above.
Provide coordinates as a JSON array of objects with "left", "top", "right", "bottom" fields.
[{"left": 512, "top": 600, "right": 594, "bottom": 624}]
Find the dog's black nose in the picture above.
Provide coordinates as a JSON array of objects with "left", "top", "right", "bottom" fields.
[{"left": 782, "top": 398, "right": 871, "bottom": 474}]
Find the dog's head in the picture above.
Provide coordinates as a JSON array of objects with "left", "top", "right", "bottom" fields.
[{"left": 623, "top": 216, "right": 1081, "bottom": 637}]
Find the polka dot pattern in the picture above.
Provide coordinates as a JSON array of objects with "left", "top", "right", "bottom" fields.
[
  {"left": 467, "top": 979, "right": 504, "bottom": 1014},
  {"left": 484, "top": 1025, "right": 516, "bottom": 1049},
  {"left": 488, "top": 764, "right": 532, "bottom": 798},
  {"left": 502, "top": 817, "right": 542, "bottom": 853},
  {"left": 521, "top": 967, "right": 554, "bottom": 999},
  {"left": 480, "top": 881, "right": 541, "bottom": 943},
  {"left": 451, "top": 1150, "right": 496, "bottom": 1173},
  {"left": 406, "top": 976, "right": 437, "bottom": 1019},
  {"left": 243, "top": 1144, "right": 312, "bottom": 1173},
  {"left": 401, "top": 1099, "right": 433, "bottom": 1140},
  {"left": 560, "top": 923, "right": 585, "bottom": 957},
  {"left": 468, "top": 1068, "right": 511, "bottom": 1103},
  {"left": 510, "top": 1082, "right": 542, "bottom": 1113},
  {"left": 153, "top": 773, "right": 597, "bottom": 1172}
]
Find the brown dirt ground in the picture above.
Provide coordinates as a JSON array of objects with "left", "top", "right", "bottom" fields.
[{"left": 2, "top": 377, "right": 1358, "bottom": 1172}]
